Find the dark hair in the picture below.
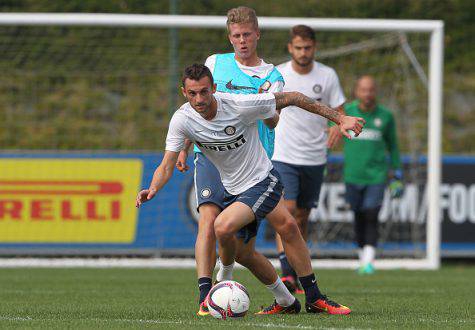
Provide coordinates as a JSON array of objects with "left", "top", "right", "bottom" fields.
[
  {"left": 289, "top": 25, "right": 316, "bottom": 42},
  {"left": 181, "top": 63, "right": 214, "bottom": 87}
]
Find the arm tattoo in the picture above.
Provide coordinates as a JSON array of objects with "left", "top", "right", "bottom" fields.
[{"left": 274, "top": 92, "right": 341, "bottom": 124}]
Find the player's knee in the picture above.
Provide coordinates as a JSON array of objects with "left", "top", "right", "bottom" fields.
[
  {"left": 214, "top": 217, "right": 235, "bottom": 240},
  {"left": 199, "top": 213, "right": 215, "bottom": 226},
  {"left": 199, "top": 204, "right": 220, "bottom": 221},
  {"left": 198, "top": 215, "right": 216, "bottom": 236},
  {"left": 278, "top": 216, "right": 301, "bottom": 240},
  {"left": 198, "top": 225, "right": 215, "bottom": 243}
]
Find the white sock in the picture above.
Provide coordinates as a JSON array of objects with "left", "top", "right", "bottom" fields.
[
  {"left": 362, "top": 245, "right": 375, "bottom": 265},
  {"left": 216, "top": 261, "right": 234, "bottom": 281},
  {"left": 266, "top": 277, "right": 295, "bottom": 307},
  {"left": 358, "top": 248, "right": 364, "bottom": 267}
]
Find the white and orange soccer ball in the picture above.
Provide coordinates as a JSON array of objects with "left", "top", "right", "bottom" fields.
[{"left": 207, "top": 280, "right": 250, "bottom": 319}]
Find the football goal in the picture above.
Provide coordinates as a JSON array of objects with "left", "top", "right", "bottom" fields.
[{"left": 0, "top": 13, "right": 443, "bottom": 269}]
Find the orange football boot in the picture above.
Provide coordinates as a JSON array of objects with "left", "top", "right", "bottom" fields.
[{"left": 196, "top": 299, "right": 209, "bottom": 316}]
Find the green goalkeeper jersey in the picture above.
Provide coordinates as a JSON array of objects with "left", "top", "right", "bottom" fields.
[{"left": 343, "top": 100, "right": 401, "bottom": 185}]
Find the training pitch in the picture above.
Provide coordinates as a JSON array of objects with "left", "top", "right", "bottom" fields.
[{"left": 0, "top": 265, "right": 472, "bottom": 329}]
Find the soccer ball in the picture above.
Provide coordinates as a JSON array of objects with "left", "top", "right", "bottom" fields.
[{"left": 207, "top": 280, "right": 250, "bottom": 319}]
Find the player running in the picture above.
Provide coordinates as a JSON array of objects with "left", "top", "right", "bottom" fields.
[
  {"left": 344, "top": 75, "right": 403, "bottom": 274},
  {"left": 175, "top": 6, "right": 286, "bottom": 315},
  {"left": 272, "top": 25, "right": 346, "bottom": 293},
  {"left": 137, "top": 64, "right": 365, "bottom": 315}
]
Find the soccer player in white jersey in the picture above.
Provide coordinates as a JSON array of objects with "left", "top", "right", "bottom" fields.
[
  {"left": 175, "top": 7, "right": 285, "bottom": 315},
  {"left": 272, "top": 25, "right": 346, "bottom": 293},
  {"left": 137, "top": 64, "right": 365, "bottom": 315}
]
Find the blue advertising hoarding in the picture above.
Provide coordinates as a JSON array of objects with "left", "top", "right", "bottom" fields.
[{"left": 0, "top": 152, "right": 474, "bottom": 257}]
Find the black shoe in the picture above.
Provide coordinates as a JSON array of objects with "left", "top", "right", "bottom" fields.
[{"left": 256, "top": 298, "right": 301, "bottom": 315}]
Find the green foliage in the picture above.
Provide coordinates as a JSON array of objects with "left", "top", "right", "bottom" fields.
[{"left": 0, "top": 0, "right": 472, "bottom": 152}]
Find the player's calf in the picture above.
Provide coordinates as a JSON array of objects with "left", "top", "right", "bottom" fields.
[
  {"left": 214, "top": 202, "right": 255, "bottom": 268},
  {"left": 273, "top": 213, "right": 301, "bottom": 241}
]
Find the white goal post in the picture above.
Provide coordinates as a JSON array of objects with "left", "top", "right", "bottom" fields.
[{"left": 0, "top": 13, "right": 443, "bottom": 270}]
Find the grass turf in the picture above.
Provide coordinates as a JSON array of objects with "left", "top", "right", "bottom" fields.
[{"left": 0, "top": 265, "right": 473, "bottom": 329}]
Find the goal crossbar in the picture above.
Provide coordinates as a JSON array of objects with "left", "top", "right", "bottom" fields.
[{"left": 0, "top": 13, "right": 442, "bottom": 32}]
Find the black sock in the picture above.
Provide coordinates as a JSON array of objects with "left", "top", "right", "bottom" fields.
[
  {"left": 198, "top": 277, "right": 212, "bottom": 304},
  {"left": 299, "top": 273, "right": 323, "bottom": 303},
  {"left": 279, "top": 252, "right": 297, "bottom": 279},
  {"left": 354, "top": 211, "right": 366, "bottom": 247}
]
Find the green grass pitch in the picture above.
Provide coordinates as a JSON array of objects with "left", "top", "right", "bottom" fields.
[{"left": 0, "top": 265, "right": 473, "bottom": 329}]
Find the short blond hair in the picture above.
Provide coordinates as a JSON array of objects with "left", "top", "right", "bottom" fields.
[{"left": 226, "top": 6, "right": 258, "bottom": 31}]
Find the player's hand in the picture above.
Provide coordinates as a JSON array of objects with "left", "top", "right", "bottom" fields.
[
  {"left": 389, "top": 180, "right": 404, "bottom": 199},
  {"left": 135, "top": 188, "right": 157, "bottom": 208},
  {"left": 389, "top": 169, "right": 404, "bottom": 199},
  {"left": 339, "top": 115, "right": 365, "bottom": 139},
  {"left": 176, "top": 150, "right": 189, "bottom": 172},
  {"left": 326, "top": 125, "right": 342, "bottom": 148}
]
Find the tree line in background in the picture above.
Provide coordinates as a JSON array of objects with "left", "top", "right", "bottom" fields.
[{"left": 0, "top": 0, "right": 472, "bottom": 153}]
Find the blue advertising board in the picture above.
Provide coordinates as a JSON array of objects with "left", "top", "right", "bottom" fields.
[{"left": 0, "top": 152, "right": 474, "bottom": 257}]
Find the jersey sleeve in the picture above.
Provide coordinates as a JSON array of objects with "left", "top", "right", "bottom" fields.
[
  {"left": 327, "top": 69, "right": 346, "bottom": 108},
  {"left": 220, "top": 93, "right": 277, "bottom": 125},
  {"left": 204, "top": 55, "right": 217, "bottom": 74},
  {"left": 165, "top": 111, "right": 188, "bottom": 152},
  {"left": 268, "top": 80, "right": 284, "bottom": 93}
]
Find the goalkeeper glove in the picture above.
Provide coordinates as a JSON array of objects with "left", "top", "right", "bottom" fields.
[{"left": 389, "top": 169, "right": 404, "bottom": 199}]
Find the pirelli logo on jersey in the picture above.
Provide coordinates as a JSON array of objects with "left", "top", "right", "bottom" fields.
[{"left": 196, "top": 134, "right": 246, "bottom": 152}]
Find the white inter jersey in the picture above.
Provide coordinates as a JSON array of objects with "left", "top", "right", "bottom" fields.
[
  {"left": 272, "top": 61, "right": 346, "bottom": 166},
  {"left": 166, "top": 92, "right": 276, "bottom": 195},
  {"left": 205, "top": 54, "right": 284, "bottom": 93}
]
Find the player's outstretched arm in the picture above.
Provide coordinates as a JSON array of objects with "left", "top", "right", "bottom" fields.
[
  {"left": 136, "top": 151, "right": 179, "bottom": 208},
  {"left": 327, "top": 105, "right": 345, "bottom": 148},
  {"left": 274, "top": 92, "right": 365, "bottom": 139}
]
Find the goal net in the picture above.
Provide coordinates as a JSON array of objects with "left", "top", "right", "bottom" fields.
[{"left": 0, "top": 14, "right": 443, "bottom": 269}]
